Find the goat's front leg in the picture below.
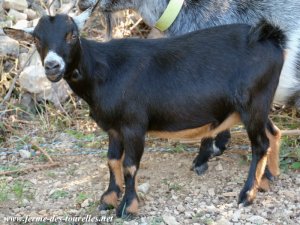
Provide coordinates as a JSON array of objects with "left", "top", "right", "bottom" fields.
[
  {"left": 238, "top": 125, "right": 270, "bottom": 205},
  {"left": 116, "top": 127, "right": 145, "bottom": 218},
  {"left": 99, "top": 130, "right": 124, "bottom": 210}
]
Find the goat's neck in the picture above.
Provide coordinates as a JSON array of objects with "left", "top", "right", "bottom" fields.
[{"left": 64, "top": 38, "right": 107, "bottom": 106}]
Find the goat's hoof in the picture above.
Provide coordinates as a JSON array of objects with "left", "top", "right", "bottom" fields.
[
  {"left": 238, "top": 190, "right": 255, "bottom": 207},
  {"left": 263, "top": 167, "right": 275, "bottom": 181},
  {"left": 258, "top": 177, "right": 270, "bottom": 192},
  {"left": 116, "top": 196, "right": 139, "bottom": 218},
  {"left": 210, "top": 146, "right": 223, "bottom": 157},
  {"left": 193, "top": 162, "right": 208, "bottom": 176},
  {"left": 98, "top": 202, "right": 114, "bottom": 211}
]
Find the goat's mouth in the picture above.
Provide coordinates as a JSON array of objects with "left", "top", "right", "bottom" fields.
[{"left": 46, "top": 72, "right": 64, "bottom": 82}]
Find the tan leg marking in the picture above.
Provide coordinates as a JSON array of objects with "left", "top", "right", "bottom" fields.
[
  {"left": 259, "top": 177, "right": 270, "bottom": 192},
  {"left": 148, "top": 112, "right": 241, "bottom": 140},
  {"left": 124, "top": 166, "right": 138, "bottom": 193},
  {"left": 126, "top": 198, "right": 139, "bottom": 214},
  {"left": 102, "top": 191, "right": 118, "bottom": 208},
  {"left": 124, "top": 166, "right": 137, "bottom": 176},
  {"left": 108, "top": 159, "right": 124, "bottom": 192},
  {"left": 266, "top": 125, "right": 281, "bottom": 176},
  {"left": 248, "top": 154, "right": 268, "bottom": 201}
]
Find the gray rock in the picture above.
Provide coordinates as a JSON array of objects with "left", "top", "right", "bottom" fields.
[
  {"left": 24, "top": 8, "right": 37, "bottom": 20},
  {"left": 232, "top": 210, "right": 241, "bottom": 222},
  {"left": 32, "top": 18, "right": 40, "bottom": 26},
  {"left": 208, "top": 188, "right": 215, "bottom": 196},
  {"left": 19, "top": 64, "right": 71, "bottom": 106},
  {"left": 215, "top": 163, "right": 223, "bottom": 171},
  {"left": 3, "top": 0, "right": 28, "bottom": 11},
  {"left": 246, "top": 215, "right": 267, "bottom": 224},
  {"left": 19, "top": 149, "right": 31, "bottom": 158},
  {"left": 0, "top": 35, "right": 19, "bottom": 57},
  {"left": 13, "top": 19, "right": 30, "bottom": 29},
  {"left": 176, "top": 204, "right": 185, "bottom": 213},
  {"left": 213, "top": 217, "right": 232, "bottom": 225},
  {"left": 8, "top": 9, "right": 27, "bottom": 21},
  {"left": 162, "top": 215, "right": 180, "bottom": 225},
  {"left": 0, "top": 20, "right": 13, "bottom": 28},
  {"left": 138, "top": 182, "right": 150, "bottom": 194},
  {"left": 81, "top": 199, "right": 91, "bottom": 208}
]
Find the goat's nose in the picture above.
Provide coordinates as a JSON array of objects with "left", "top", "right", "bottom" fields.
[{"left": 45, "top": 60, "right": 60, "bottom": 70}]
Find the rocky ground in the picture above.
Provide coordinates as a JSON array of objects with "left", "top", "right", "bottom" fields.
[{"left": 0, "top": 131, "right": 299, "bottom": 225}]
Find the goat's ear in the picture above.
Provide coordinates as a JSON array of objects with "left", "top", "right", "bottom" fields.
[
  {"left": 72, "top": 7, "right": 93, "bottom": 30},
  {"left": 3, "top": 27, "right": 34, "bottom": 42}
]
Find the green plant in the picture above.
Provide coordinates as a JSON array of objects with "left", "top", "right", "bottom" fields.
[
  {"left": 50, "top": 190, "right": 69, "bottom": 199},
  {"left": 0, "top": 180, "right": 9, "bottom": 202},
  {"left": 75, "top": 192, "right": 90, "bottom": 204}
]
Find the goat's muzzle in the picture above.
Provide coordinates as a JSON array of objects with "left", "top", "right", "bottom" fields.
[{"left": 44, "top": 60, "right": 64, "bottom": 82}]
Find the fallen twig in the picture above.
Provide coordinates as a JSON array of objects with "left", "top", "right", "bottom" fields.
[
  {"left": 31, "top": 142, "right": 55, "bottom": 164},
  {"left": 0, "top": 163, "right": 60, "bottom": 176},
  {"left": 281, "top": 129, "right": 300, "bottom": 136}
]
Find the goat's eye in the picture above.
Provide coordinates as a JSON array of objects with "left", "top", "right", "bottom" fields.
[
  {"left": 33, "top": 37, "right": 40, "bottom": 46},
  {"left": 66, "top": 33, "right": 77, "bottom": 43}
]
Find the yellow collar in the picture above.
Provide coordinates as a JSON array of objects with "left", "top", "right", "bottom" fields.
[{"left": 155, "top": 0, "right": 184, "bottom": 32}]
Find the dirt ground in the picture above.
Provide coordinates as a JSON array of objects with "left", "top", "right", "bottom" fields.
[{"left": 0, "top": 134, "right": 299, "bottom": 225}]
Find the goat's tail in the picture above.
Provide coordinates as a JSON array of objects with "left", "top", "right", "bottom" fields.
[{"left": 248, "top": 19, "right": 286, "bottom": 49}]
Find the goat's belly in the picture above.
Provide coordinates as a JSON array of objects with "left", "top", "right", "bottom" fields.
[{"left": 148, "top": 112, "right": 240, "bottom": 140}]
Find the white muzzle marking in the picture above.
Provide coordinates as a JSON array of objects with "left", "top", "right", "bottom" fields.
[{"left": 44, "top": 51, "right": 65, "bottom": 72}]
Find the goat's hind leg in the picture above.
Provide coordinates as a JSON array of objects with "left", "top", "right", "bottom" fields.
[
  {"left": 192, "top": 130, "right": 231, "bottom": 175},
  {"left": 238, "top": 119, "right": 270, "bottom": 206},
  {"left": 99, "top": 131, "right": 124, "bottom": 210},
  {"left": 259, "top": 119, "right": 281, "bottom": 191}
]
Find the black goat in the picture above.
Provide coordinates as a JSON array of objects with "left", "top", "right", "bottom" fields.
[{"left": 4, "top": 10, "right": 284, "bottom": 217}]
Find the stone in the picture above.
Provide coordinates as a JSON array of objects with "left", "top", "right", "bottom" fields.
[
  {"left": 22, "top": 198, "right": 30, "bottom": 206},
  {"left": 3, "top": 0, "right": 28, "bottom": 11},
  {"left": 222, "top": 192, "right": 237, "bottom": 197},
  {"left": 13, "top": 19, "right": 30, "bottom": 29},
  {"left": 184, "top": 211, "right": 194, "bottom": 218},
  {"left": 246, "top": 215, "right": 267, "bottom": 224},
  {"left": 8, "top": 9, "right": 27, "bottom": 21},
  {"left": 162, "top": 215, "right": 180, "bottom": 225},
  {"left": 38, "top": 209, "right": 47, "bottom": 215},
  {"left": 19, "top": 65, "right": 51, "bottom": 93},
  {"left": 176, "top": 204, "right": 185, "bottom": 213},
  {"left": 138, "top": 182, "right": 150, "bottom": 194},
  {"left": 215, "top": 163, "right": 223, "bottom": 171},
  {"left": 19, "top": 64, "right": 71, "bottom": 106},
  {"left": 208, "top": 188, "right": 215, "bottom": 196},
  {"left": 19, "top": 149, "right": 31, "bottom": 158},
  {"left": 0, "top": 20, "right": 13, "bottom": 28},
  {"left": 24, "top": 8, "right": 37, "bottom": 20},
  {"left": 32, "top": 18, "right": 40, "bottom": 26},
  {"left": 0, "top": 35, "right": 19, "bottom": 57},
  {"left": 213, "top": 218, "right": 232, "bottom": 225},
  {"left": 232, "top": 210, "right": 241, "bottom": 222},
  {"left": 81, "top": 199, "right": 90, "bottom": 208}
]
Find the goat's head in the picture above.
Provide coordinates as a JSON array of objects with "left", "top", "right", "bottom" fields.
[{"left": 3, "top": 9, "right": 92, "bottom": 82}]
